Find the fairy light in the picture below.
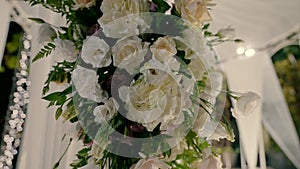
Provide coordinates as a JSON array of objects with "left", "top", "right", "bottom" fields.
[
  {"left": 236, "top": 47, "right": 245, "bottom": 55},
  {"left": 0, "top": 33, "right": 31, "bottom": 169},
  {"left": 244, "top": 48, "right": 256, "bottom": 57}
]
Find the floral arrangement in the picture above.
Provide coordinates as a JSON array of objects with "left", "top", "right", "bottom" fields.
[{"left": 25, "top": 0, "right": 260, "bottom": 168}]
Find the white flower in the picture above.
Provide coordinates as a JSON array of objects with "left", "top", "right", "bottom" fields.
[
  {"left": 98, "top": 0, "right": 149, "bottom": 25},
  {"left": 72, "top": 65, "right": 107, "bottom": 102},
  {"left": 232, "top": 92, "right": 261, "bottom": 118},
  {"left": 93, "top": 98, "right": 118, "bottom": 123},
  {"left": 150, "top": 36, "right": 180, "bottom": 71},
  {"left": 81, "top": 36, "right": 111, "bottom": 68},
  {"left": 130, "top": 158, "right": 170, "bottom": 169},
  {"left": 112, "top": 36, "right": 149, "bottom": 74},
  {"left": 150, "top": 36, "right": 177, "bottom": 62},
  {"left": 118, "top": 70, "right": 183, "bottom": 131},
  {"left": 175, "top": 28, "right": 217, "bottom": 81},
  {"left": 175, "top": 0, "right": 211, "bottom": 27},
  {"left": 38, "top": 23, "right": 56, "bottom": 44},
  {"left": 53, "top": 38, "right": 78, "bottom": 62},
  {"left": 101, "top": 16, "right": 150, "bottom": 38},
  {"left": 98, "top": 0, "right": 150, "bottom": 38},
  {"left": 73, "top": 0, "right": 96, "bottom": 10}
]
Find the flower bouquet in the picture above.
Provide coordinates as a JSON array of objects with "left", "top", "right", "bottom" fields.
[{"left": 25, "top": 0, "right": 260, "bottom": 168}]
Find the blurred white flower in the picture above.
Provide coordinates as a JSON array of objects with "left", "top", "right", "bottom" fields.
[
  {"left": 151, "top": 36, "right": 177, "bottom": 62},
  {"left": 53, "top": 38, "right": 78, "bottom": 62},
  {"left": 233, "top": 91, "right": 261, "bottom": 118},
  {"left": 118, "top": 70, "right": 183, "bottom": 131},
  {"left": 130, "top": 158, "right": 170, "bottom": 169},
  {"left": 93, "top": 97, "right": 118, "bottom": 123},
  {"left": 38, "top": 23, "right": 56, "bottom": 44},
  {"left": 98, "top": 0, "right": 149, "bottom": 25},
  {"left": 72, "top": 65, "right": 107, "bottom": 102},
  {"left": 98, "top": 0, "right": 149, "bottom": 38},
  {"left": 175, "top": 0, "right": 211, "bottom": 27},
  {"left": 81, "top": 36, "right": 111, "bottom": 68},
  {"left": 112, "top": 36, "right": 149, "bottom": 74}
]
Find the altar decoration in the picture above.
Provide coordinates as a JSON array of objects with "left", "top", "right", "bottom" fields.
[{"left": 24, "top": 0, "right": 259, "bottom": 168}]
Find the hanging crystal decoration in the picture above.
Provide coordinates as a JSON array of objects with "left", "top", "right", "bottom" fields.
[{"left": 0, "top": 33, "right": 31, "bottom": 169}]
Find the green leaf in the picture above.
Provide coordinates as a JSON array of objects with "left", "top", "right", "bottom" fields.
[
  {"left": 52, "top": 161, "right": 60, "bottom": 169},
  {"left": 42, "top": 92, "right": 62, "bottom": 101},
  {"left": 55, "top": 107, "right": 63, "bottom": 120},
  {"left": 171, "top": 5, "right": 180, "bottom": 17},
  {"left": 153, "top": 0, "right": 171, "bottom": 13},
  {"left": 28, "top": 17, "right": 46, "bottom": 24},
  {"left": 55, "top": 95, "right": 67, "bottom": 105},
  {"left": 202, "top": 23, "right": 210, "bottom": 30},
  {"left": 234, "top": 39, "right": 244, "bottom": 43},
  {"left": 32, "top": 43, "right": 56, "bottom": 62},
  {"left": 43, "top": 85, "right": 50, "bottom": 95},
  {"left": 62, "top": 86, "right": 73, "bottom": 95}
]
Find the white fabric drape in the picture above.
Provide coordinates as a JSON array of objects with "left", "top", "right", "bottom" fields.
[
  {"left": 16, "top": 2, "right": 84, "bottom": 169},
  {"left": 262, "top": 55, "right": 300, "bottom": 168},
  {"left": 223, "top": 54, "right": 265, "bottom": 169},
  {"left": 0, "top": 0, "right": 10, "bottom": 66}
]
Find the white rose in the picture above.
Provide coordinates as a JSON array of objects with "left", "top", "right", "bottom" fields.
[
  {"left": 38, "top": 23, "right": 56, "bottom": 44},
  {"left": 112, "top": 36, "right": 149, "bottom": 74},
  {"left": 233, "top": 91, "right": 261, "bottom": 117},
  {"left": 73, "top": 0, "right": 96, "bottom": 10},
  {"left": 101, "top": 16, "right": 150, "bottom": 38},
  {"left": 81, "top": 36, "right": 111, "bottom": 68},
  {"left": 53, "top": 38, "right": 78, "bottom": 62},
  {"left": 150, "top": 36, "right": 180, "bottom": 71},
  {"left": 150, "top": 36, "right": 177, "bottom": 63},
  {"left": 118, "top": 71, "right": 182, "bottom": 131},
  {"left": 98, "top": 0, "right": 149, "bottom": 25},
  {"left": 93, "top": 97, "right": 118, "bottom": 123},
  {"left": 72, "top": 65, "right": 107, "bottom": 102},
  {"left": 175, "top": 0, "right": 211, "bottom": 27},
  {"left": 130, "top": 158, "right": 170, "bottom": 169},
  {"left": 98, "top": 0, "right": 149, "bottom": 38},
  {"left": 118, "top": 83, "right": 168, "bottom": 130}
]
